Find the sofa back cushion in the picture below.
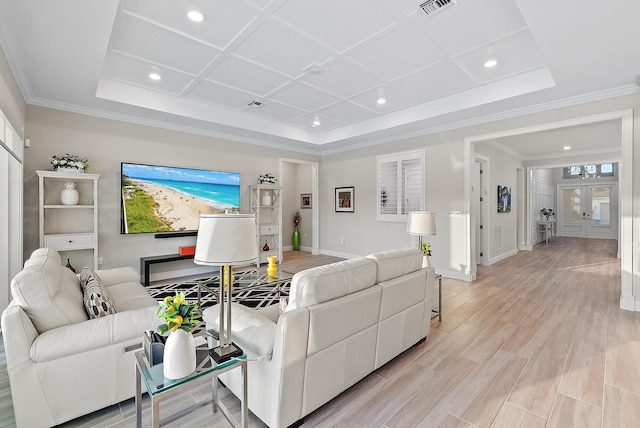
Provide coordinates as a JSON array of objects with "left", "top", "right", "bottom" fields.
[
  {"left": 10, "top": 248, "right": 88, "bottom": 333},
  {"left": 286, "top": 257, "right": 377, "bottom": 312},
  {"left": 366, "top": 248, "right": 422, "bottom": 282}
]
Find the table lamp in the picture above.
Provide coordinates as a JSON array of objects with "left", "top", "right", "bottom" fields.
[
  {"left": 194, "top": 214, "right": 257, "bottom": 363},
  {"left": 406, "top": 211, "right": 437, "bottom": 266}
]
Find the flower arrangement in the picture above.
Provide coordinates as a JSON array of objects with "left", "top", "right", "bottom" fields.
[
  {"left": 541, "top": 208, "right": 554, "bottom": 219},
  {"left": 51, "top": 153, "right": 89, "bottom": 171},
  {"left": 156, "top": 291, "right": 201, "bottom": 335},
  {"left": 259, "top": 173, "right": 277, "bottom": 184},
  {"left": 421, "top": 242, "right": 432, "bottom": 256},
  {"left": 293, "top": 211, "right": 301, "bottom": 229}
]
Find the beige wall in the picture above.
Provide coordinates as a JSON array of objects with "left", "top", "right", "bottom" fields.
[{"left": 23, "top": 105, "right": 318, "bottom": 279}]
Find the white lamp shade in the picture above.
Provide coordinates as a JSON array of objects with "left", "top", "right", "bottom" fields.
[
  {"left": 194, "top": 214, "right": 258, "bottom": 265},
  {"left": 406, "top": 211, "right": 437, "bottom": 235}
]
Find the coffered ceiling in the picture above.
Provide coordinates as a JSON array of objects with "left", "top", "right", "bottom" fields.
[{"left": 0, "top": 0, "right": 638, "bottom": 155}]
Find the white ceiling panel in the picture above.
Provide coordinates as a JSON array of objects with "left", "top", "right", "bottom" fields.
[
  {"left": 303, "top": 59, "right": 382, "bottom": 99},
  {"left": 187, "top": 80, "right": 256, "bottom": 111},
  {"left": 454, "top": 29, "right": 545, "bottom": 84},
  {"left": 102, "top": 52, "right": 195, "bottom": 95},
  {"left": 206, "top": 56, "right": 290, "bottom": 97},
  {"left": 121, "top": 0, "right": 260, "bottom": 50},
  {"left": 388, "top": 61, "right": 476, "bottom": 104},
  {"left": 233, "top": 20, "right": 335, "bottom": 78},
  {"left": 317, "top": 101, "right": 378, "bottom": 124},
  {"left": 274, "top": 0, "right": 395, "bottom": 53},
  {"left": 410, "top": 0, "right": 527, "bottom": 56},
  {"left": 1, "top": 0, "right": 638, "bottom": 154},
  {"left": 349, "top": 27, "right": 443, "bottom": 80},
  {"left": 271, "top": 83, "right": 340, "bottom": 112},
  {"left": 111, "top": 13, "right": 220, "bottom": 75},
  {"left": 244, "top": 100, "right": 306, "bottom": 122}
]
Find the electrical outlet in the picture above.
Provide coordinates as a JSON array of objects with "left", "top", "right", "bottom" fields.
[
  {"left": 340, "top": 237, "right": 345, "bottom": 245},
  {"left": 98, "top": 256, "right": 104, "bottom": 265}
]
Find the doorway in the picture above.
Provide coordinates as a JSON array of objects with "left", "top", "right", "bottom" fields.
[
  {"left": 279, "top": 158, "right": 319, "bottom": 255},
  {"left": 464, "top": 109, "right": 632, "bottom": 311},
  {"left": 558, "top": 183, "right": 617, "bottom": 239}
]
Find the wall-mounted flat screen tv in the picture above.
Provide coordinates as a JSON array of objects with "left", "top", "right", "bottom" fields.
[{"left": 121, "top": 162, "right": 240, "bottom": 236}]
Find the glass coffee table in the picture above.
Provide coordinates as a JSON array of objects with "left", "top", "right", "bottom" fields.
[
  {"left": 135, "top": 330, "right": 248, "bottom": 428},
  {"left": 197, "top": 269, "right": 292, "bottom": 309}
]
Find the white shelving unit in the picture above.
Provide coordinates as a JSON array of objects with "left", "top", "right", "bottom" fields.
[
  {"left": 250, "top": 185, "right": 282, "bottom": 267},
  {"left": 37, "top": 170, "right": 100, "bottom": 269}
]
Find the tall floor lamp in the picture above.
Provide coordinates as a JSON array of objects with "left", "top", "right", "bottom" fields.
[
  {"left": 194, "top": 214, "right": 258, "bottom": 363},
  {"left": 406, "top": 211, "right": 437, "bottom": 267}
]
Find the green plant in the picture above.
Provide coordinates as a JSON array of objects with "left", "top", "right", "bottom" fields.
[
  {"left": 421, "top": 242, "right": 432, "bottom": 256},
  {"left": 156, "top": 291, "right": 201, "bottom": 334}
]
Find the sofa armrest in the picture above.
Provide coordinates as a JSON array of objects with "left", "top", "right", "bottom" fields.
[
  {"left": 30, "top": 306, "right": 158, "bottom": 362},
  {"left": 96, "top": 266, "right": 139, "bottom": 287},
  {"left": 1, "top": 304, "right": 39, "bottom": 371},
  {"left": 203, "top": 303, "right": 276, "bottom": 358}
]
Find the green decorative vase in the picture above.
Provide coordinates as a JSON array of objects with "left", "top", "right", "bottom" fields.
[{"left": 292, "top": 227, "right": 300, "bottom": 251}]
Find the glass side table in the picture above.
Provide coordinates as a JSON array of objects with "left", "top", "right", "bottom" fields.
[{"left": 135, "top": 332, "right": 248, "bottom": 428}]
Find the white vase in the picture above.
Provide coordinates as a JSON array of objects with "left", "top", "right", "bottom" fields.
[
  {"left": 61, "top": 182, "right": 79, "bottom": 205},
  {"left": 422, "top": 255, "right": 431, "bottom": 268},
  {"left": 262, "top": 192, "right": 272, "bottom": 206},
  {"left": 163, "top": 329, "right": 196, "bottom": 379}
]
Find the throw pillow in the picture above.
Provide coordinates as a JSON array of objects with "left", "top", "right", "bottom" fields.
[
  {"left": 79, "top": 268, "right": 117, "bottom": 319},
  {"left": 79, "top": 267, "right": 102, "bottom": 290}
]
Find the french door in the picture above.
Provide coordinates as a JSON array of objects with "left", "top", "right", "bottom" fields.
[{"left": 558, "top": 184, "right": 617, "bottom": 239}]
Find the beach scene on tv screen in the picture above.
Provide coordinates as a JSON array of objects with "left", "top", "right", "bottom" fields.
[{"left": 121, "top": 163, "right": 240, "bottom": 234}]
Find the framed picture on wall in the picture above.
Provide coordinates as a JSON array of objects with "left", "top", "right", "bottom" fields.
[
  {"left": 497, "top": 185, "right": 511, "bottom": 213},
  {"left": 335, "top": 187, "right": 354, "bottom": 212},
  {"left": 301, "top": 193, "right": 311, "bottom": 209}
]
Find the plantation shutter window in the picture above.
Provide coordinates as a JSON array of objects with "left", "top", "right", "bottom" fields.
[{"left": 377, "top": 150, "right": 425, "bottom": 222}]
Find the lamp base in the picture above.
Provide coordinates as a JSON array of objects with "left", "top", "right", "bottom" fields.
[{"left": 209, "top": 343, "right": 243, "bottom": 364}]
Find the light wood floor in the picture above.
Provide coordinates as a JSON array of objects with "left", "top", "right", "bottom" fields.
[{"left": 2, "top": 239, "right": 639, "bottom": 427}]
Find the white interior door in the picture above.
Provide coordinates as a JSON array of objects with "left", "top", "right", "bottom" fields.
[{"left": 559, "top": 184, "right": 617, "bottom": 239}]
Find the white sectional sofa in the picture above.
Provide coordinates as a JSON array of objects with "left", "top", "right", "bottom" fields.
[
  {"left": 1, "top": 248, "right": 159, "bottom": 428},
  {"left": 204, "top": 247, "right": 435, "bottom": 428}
]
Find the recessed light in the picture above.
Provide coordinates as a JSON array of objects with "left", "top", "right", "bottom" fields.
[
  {"left": 148, "top": 72, "right": 162, "bottom": 81},
  {"left": 484, "top": 59, "right": 498, "bottom": 68},
  {"left": 187, "top": 10, "right": 205, "bottom": 22},
  {"left": 563, "top": 146, "right": 571, "bottom": 150},
  {"left": 377, "top": 97, "right": 386, "bottom": 105},
  {"left": 310, "top": 119, "right": 321, "bottom": 128}
]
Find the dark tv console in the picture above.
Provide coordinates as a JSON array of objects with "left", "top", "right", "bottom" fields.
[{"left": 140, "top": 253, "right": 195, "bottom": 287}]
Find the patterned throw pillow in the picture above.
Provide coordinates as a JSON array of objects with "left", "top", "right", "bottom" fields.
[{"left": 79, "top": 267, "right": 117, "bottom": 319}]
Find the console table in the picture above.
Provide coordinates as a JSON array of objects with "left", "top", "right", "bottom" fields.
[
  {"left": 537, "top": 220, "right": 557, "bottom": 244},
  {"left": 140, "top": 253, "right": 194, "bottom": 287}
]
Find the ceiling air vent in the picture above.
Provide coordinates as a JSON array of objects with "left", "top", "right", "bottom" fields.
[{"left": 418, "top": 0, "right": 457, "bottom": 16}]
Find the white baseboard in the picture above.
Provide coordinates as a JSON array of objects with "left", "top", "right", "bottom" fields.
[
  {"left": 620, "top": 294, "right": 636, "bottom": 312},
  {"left": 320, "top": 249, "right": 362, "bottom": 259},
  {"left": 435, "top": 268, "right": 474, "bottom": 282},
  {"left": 489, "top": 249, "right": 517, "bottom": 265}
]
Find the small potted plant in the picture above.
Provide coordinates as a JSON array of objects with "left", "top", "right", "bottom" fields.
[
  {"left": 157, "top": 292, "right": 201, "bottom": 379},
  {"left": 421, "top": 242, "right": 432, "bottom": 268}
]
